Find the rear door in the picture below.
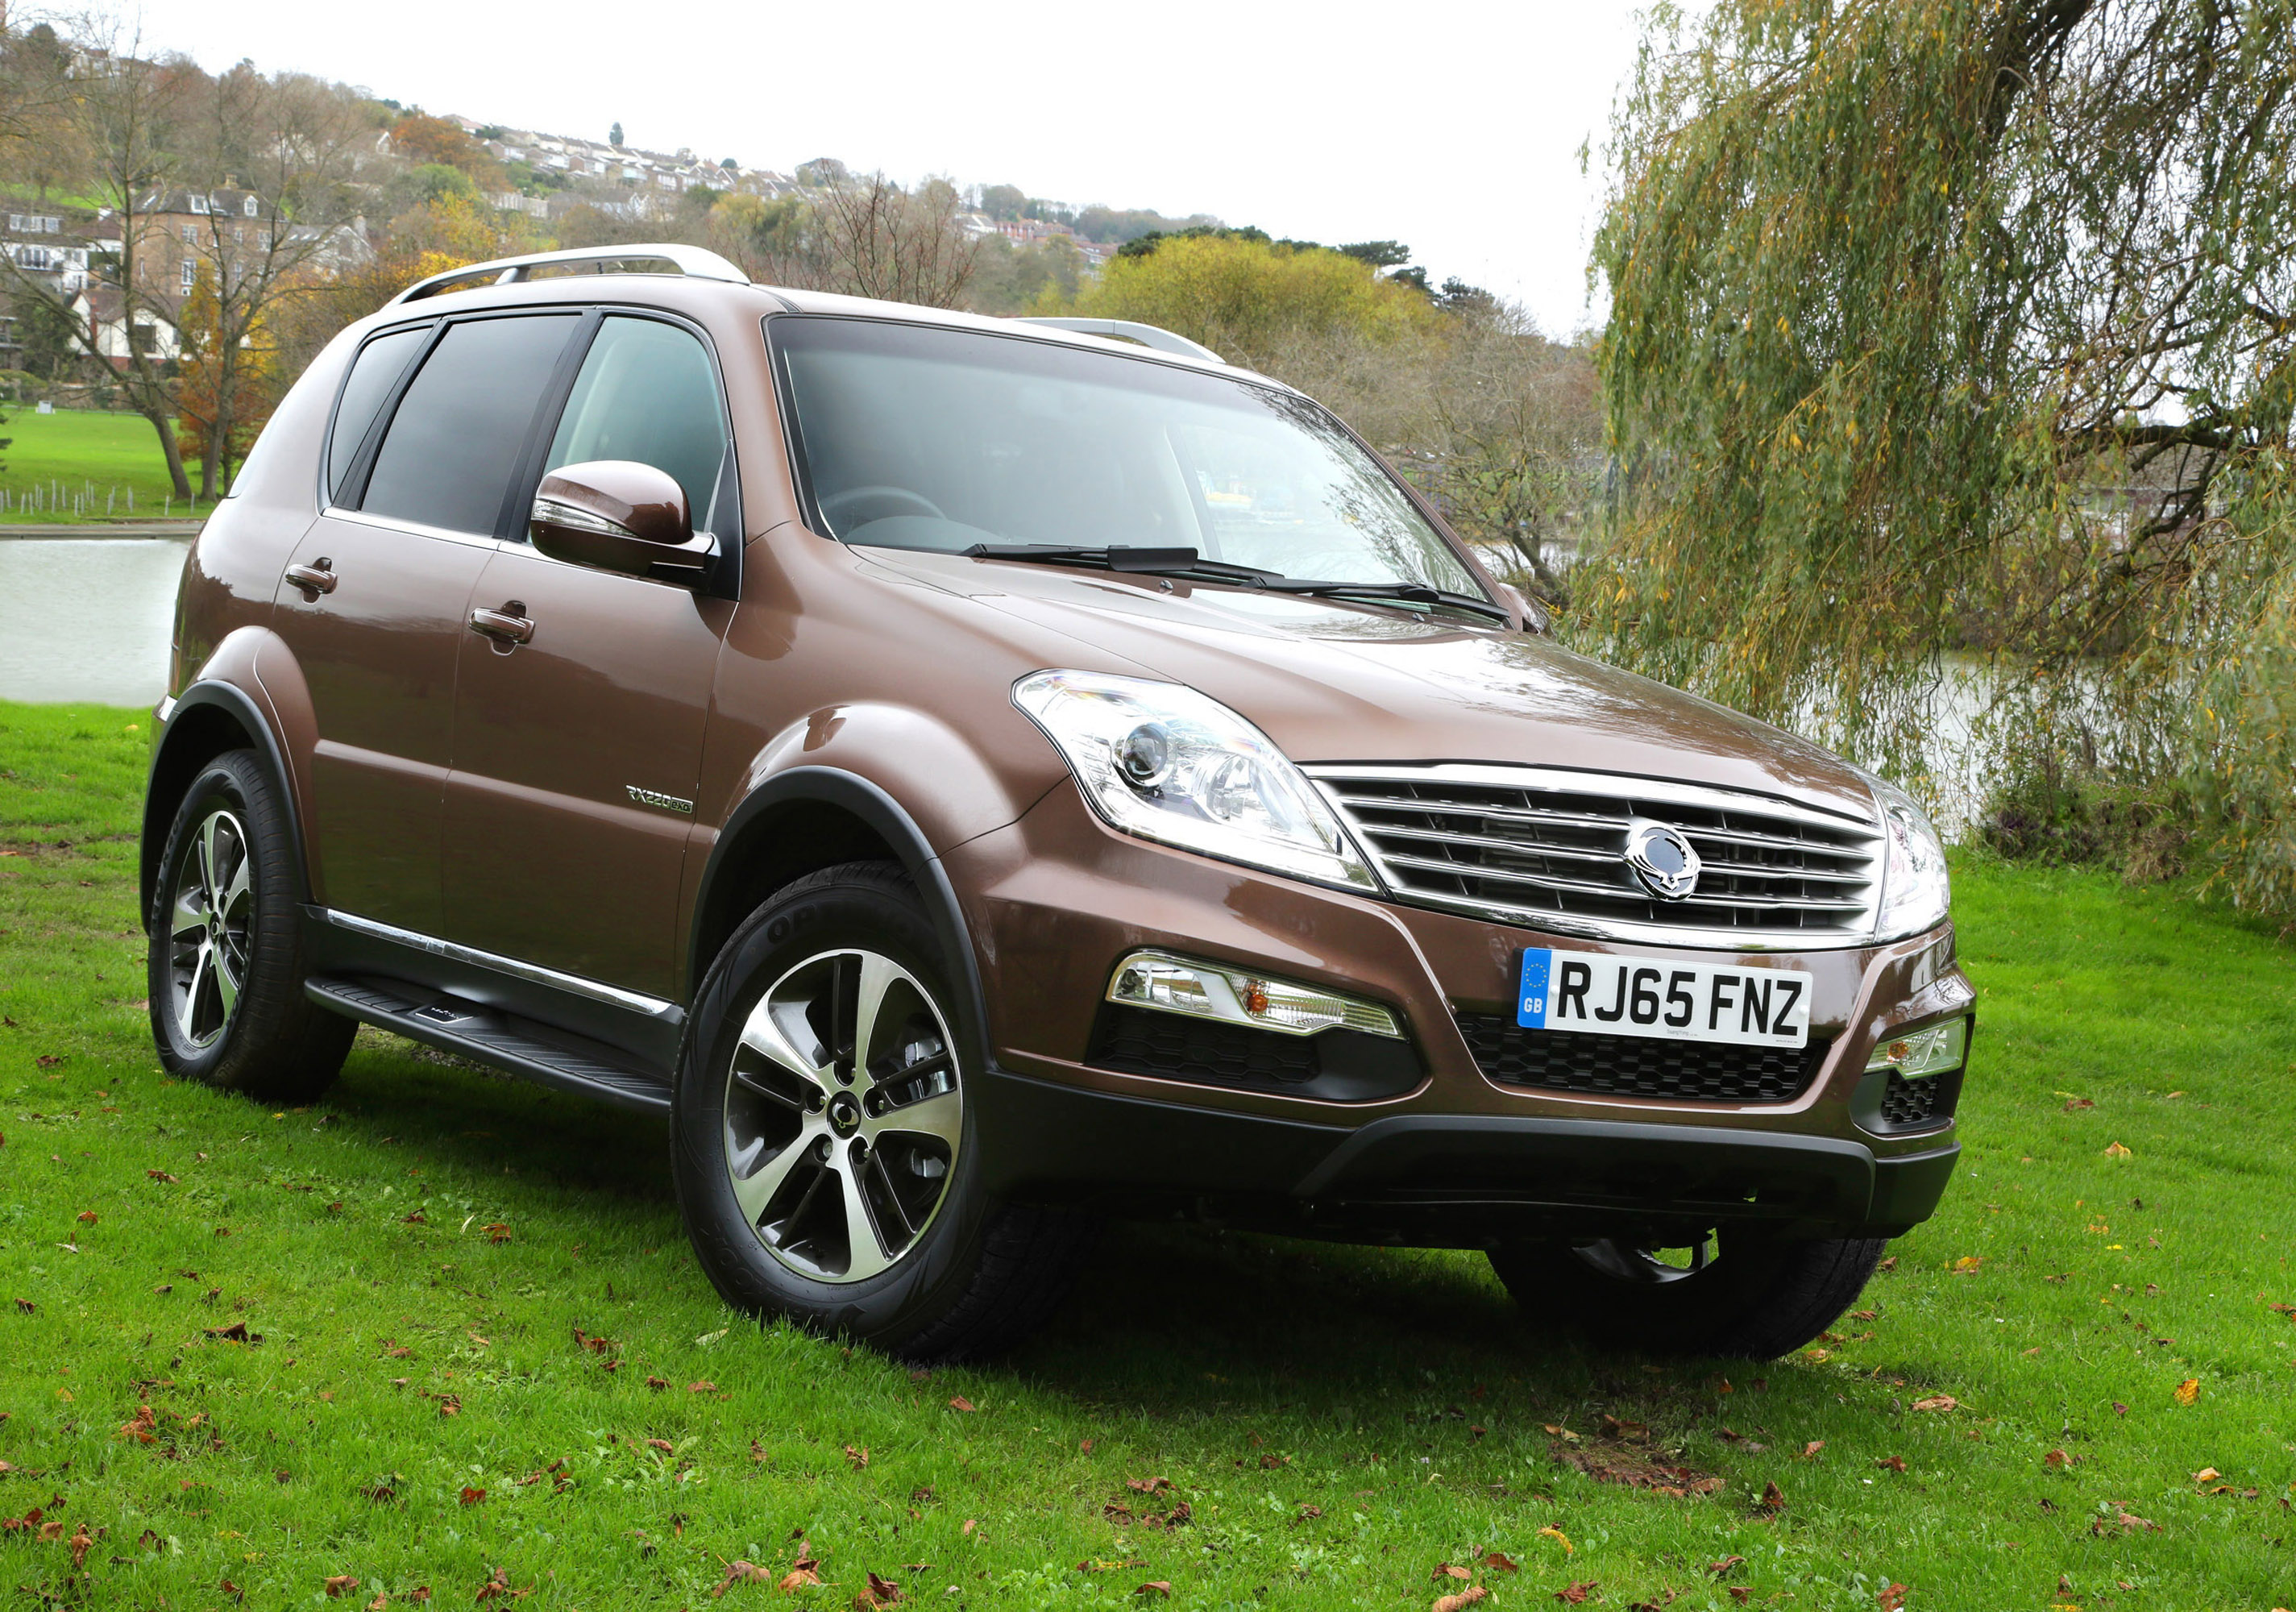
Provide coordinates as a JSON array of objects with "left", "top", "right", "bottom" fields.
[
  {"left": 439, "top": 311, "right": 739, "bottom": 999},
  {"left": 273, "top": 312, "right": 580, "bottom": 933}
]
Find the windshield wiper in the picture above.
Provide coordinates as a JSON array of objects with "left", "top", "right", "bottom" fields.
[
  {"left": 1257, "top": 577, "right": 1511, "bottom": 623},
  {"left": 962, "top": 543, "right": 1284, "bottom": 586},
  {"left": 961, "top": 542, "right": 1510, "bottom": 624}
]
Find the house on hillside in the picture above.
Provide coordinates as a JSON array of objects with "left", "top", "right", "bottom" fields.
[
  {"left": 130, "top": 188, "right": 373, "bottom": 297},
  {"left": 67, "top": 283, "right": 178, "bottom": 366}
]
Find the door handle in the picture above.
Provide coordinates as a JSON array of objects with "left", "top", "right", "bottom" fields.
[
  {"left": 284, "top": 559, "right": 336, "bottom": 598},
  {"left": 468, "top": 602, "right": 535, "bottom": 646}
]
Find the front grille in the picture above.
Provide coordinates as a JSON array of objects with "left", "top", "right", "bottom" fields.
[
  {"left": 1457, "top": 1013, "right": 1829, "bottom": 1104},
  {"left": 1309, "top": 763, "right": 1884, "bottom": 949}
]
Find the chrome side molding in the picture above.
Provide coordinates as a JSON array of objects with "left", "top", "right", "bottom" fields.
[{"left": 318, "top": 908, "right": 681, "bottom": 1019}]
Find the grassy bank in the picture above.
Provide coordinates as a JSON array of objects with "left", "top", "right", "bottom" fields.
[
  {"left": 0, "top": 408, "right": 218, "bottom": 522},
  {"left": 2, "top": 700, "right": 2292, "bottom": 1610}
]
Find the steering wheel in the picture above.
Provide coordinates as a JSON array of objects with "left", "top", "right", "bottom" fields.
[{"left": 820, "top": 485, "right": 947, "bottom": 531}]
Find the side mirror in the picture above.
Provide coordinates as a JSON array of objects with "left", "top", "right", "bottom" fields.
[
  {"left": 1496, "top": 581, "right": 1549, "bottom": 634},
  {"left": 529, "top": 459, "right": 716, "bottom": 587}
]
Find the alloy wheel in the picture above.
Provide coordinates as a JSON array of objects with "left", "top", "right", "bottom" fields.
[
  {"left": 166, "top": 807, "right": 254, "bottom": 1050},
  {"left": 721, "top": 947, "right": 963, "bottom": 1283}
]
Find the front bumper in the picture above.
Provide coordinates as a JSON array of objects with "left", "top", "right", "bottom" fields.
[{"left": 949, "top": 784, "right": 1970, "bottom": 1242}]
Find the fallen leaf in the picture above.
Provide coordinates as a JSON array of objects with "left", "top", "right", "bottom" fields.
[
  {"left": 367, "top": 1597, "right": 388, "bottom": 1611},
  {"left": 1538, "top": 1525, "right": 1573, "bottom": 1556},
  {"left": 1556, "top": 1584, "right": 1596, "bottom": 1606},
  {"left": 472, "top": 1566, "right": 530, "bottom": 1603},
  {"left": 948, "top": 1396, "right": 975, "bottom": 1413},
  {"left": 1125, "top": 1476, "right": 1172, "bottom": 1494},
  {"left": 76, "top": 1210, "right": 97, "bottom": 1224},
  {"left": 646, "top": 1438, "right": 675, "bottom": 1454},
  {"left": 1710, "top": 1556, "right": 1746, "bottom": 1577},
  {"left": 459, "top": 1487, "right": 485, "bottom": 1506},
  {"left": 2063, "top": 1097, "right": 2094, "bottom": 1111},
  {"left": 1800, "top": 1440, "right": 1825, "bottom": 1459},
  {"left": 1910, "top": 1395, "right": 1958, "bottom": 1413},
  {"left": 1878, "top": 1585, "right": 1908, "bottom": 1611},
  {"left": 2193, "top": 1466, "right": 2221, "bottom": 1483},
  {"left": 325, "top": 1576, "right": 360, "bottom": 1597},
  {"left": 2045, "top": 1449, "right": 2071, "bottom": 1469},
  {"left": 435, "top": 1393, "right": 460, "bottom": 1417},
  {"left": 68, "top": 1521, "right": 92, "bottom": 1568},
  {"left": 1135, "top": 1586, "right": 1171, "bottom": 1601},
  {"left": 1759, "top": 1481, "right": 1786, "bottom": 1512},
  {"left": 484, "top": 1223, "right": 512, "bottom": 1242},
  {"left": 646, "top": 1376, "right": 670, "bottom": 1390},
  {"left": 961, "top": 1519, "right": 976, "bottom": 1537},
  {"left": 775, "top": 1564, "right": 823, "bottom": 1592},
  {"left": 1432, "top": 1563, "right": 1472, "bottom": 1582},
  {"left": 863, "top": 1569, "right": 903, "bottom": 1606},
  {"left": 2103, "top": 1141, "right": 2132, "bottom": 1157},
  {"left": 1481, "top": 1550, "right": 1520, "bottom": 1573},
  {"left": 1875, "top": 1456, "right": 1906, "bottom": 1473},
  {"left": 845, "top": 1444, "right": 870, "bottom": 1469},
  {"left": 1432, "top": 1589, "right": 1488, "bottom": 1612},
  {"left": 2174, "top": 1378, "right": 2201, "bottom": 1406},
  {"left": 147, "top": 1170, "right": 176, "bottom": 1182}
]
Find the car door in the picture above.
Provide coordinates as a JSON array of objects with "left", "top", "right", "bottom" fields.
[
  {"left": 439, "top": 311, "right": 739, "bottom": 999},
  {"left": 272, "top": 311, "right": 581, "bottom": 933}
]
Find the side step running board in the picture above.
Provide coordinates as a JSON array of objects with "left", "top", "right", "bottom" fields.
[{"left": 305, "top": 974, "right": 674, "bottom": 1114}]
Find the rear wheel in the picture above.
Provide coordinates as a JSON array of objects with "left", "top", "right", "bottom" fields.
[
  {"left": 671, "top": 862, "right": 1093, "bottom": 1360},
  {"left": 147, "top": 750, "right": 354, "bottom": 1101},
  {"left": 1488, "top": 1229, "right": 1886, "bottom": 1360}
]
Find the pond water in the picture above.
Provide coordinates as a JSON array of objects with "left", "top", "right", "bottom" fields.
[{"left": 0, "top": 538, "right": 187, "bottom": 707}]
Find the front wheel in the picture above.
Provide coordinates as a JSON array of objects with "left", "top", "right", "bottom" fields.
[
  {"left": 1488, "top": 1230, "right": 1887, "bottom": 1360},
  {"left": 670, "top": 862, "right": 1092, "bottom": 1361}
]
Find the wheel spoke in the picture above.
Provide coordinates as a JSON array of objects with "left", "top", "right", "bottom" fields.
[
  {"left": 197, "top": 812, "right": 226, "bottom": 905},
  {"left": 868, "top": 1149, "right": 919, "bottom": 1240},
  {"left": 875, "top": 1086, "right": 962, "bottom": 1148},
  {"left": 212, "top": 941, "right": 241, "bottom": 1017},
  {"left": 731, "top": 1124, "right": 820, "bottom": 1226},
  {"left": 848, "top": 953, "right": 899, "bottom": 1081},
  {"left": 729, "top": 1064, "right": 807, "bottom": 1111},
  {"left": 178, "top": 941, "right": 211, "bottom": 1041},
  {"left": 737, "top": 1000, "right": 828, "bottom": 1090},
  {"left": 169, "top": 885, "right": 206, "bottom": 943},
  {"left": 837, "top": 1158, "right": 891, "bottom": 1281},
  {"left": 219, "top": 839, "right": 252, "bottom": 923}
]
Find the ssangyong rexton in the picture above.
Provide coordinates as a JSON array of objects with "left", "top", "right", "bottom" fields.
[{"left": 143, "top": 244, "right": 1973, "bottom": 1361}]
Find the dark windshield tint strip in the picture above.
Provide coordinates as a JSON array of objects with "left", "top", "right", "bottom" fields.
[{"left": 362, "top": 314, "right": 579, "bottom": 535}]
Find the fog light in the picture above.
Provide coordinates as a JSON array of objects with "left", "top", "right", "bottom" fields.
[
  {"left": 1106, "top": 950, "right": 1402, "bottom": 1039},
  {"left": 1866, "top": 1016, "right": 1968, "bottom": 1078}
]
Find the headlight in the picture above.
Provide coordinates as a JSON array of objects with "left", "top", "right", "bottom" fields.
[
  {"left": 1013, "top": 670, "right": 1377, "bottom": 891},
  {"left": 1869, "top": 775, "right": 1950, "bottom": 941}
]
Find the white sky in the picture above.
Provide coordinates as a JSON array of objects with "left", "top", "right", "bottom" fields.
[{"left": 115, "top": 0, "right": 1645, "bottom": 336}]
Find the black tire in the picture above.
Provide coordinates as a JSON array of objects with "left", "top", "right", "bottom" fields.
[
  {"left": 147, "top": 749, "right": 355, "bottom": 1102},
  {"left": 670, "top": 861, "right": 1093, "bottom": 1361},
  {"left": 1488, "top": 1230, "right": 1887, "bottom": 1360}
]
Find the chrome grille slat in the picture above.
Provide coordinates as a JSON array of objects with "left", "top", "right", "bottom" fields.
[{"left": 1307, "top": 762, "right": 1884, "bottom": 952}]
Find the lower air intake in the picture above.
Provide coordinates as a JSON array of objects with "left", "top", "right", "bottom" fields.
[{"left": 1456, "top": 1013, "right": 1829, "bottom": 1105}]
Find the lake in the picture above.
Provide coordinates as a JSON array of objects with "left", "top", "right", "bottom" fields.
[{"left": 0, "top": 537, "right": 188, "bottom": 707}]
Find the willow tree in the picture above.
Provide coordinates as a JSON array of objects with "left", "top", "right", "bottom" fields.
[{"left": 1588, "top": 0, "right": 2296, "bottom": 912}]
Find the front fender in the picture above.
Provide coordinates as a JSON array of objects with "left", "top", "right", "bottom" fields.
[{"left": 141, "top": 626, "right": 314, "bottom": 925}]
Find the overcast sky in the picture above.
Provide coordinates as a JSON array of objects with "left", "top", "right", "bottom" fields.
[{"left": 117, "top": 0, "right": 1645, "bottom": 336}]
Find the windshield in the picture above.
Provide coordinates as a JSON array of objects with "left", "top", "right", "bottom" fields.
[{"left": 770, "top": 316, "right": 1485, "bottom": 596}]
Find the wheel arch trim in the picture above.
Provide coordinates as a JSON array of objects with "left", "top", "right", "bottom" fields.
[
  {"left": 142, "top": 675, "right": 306, "bottom": 932},
  {"left": 687, "top": 765, "right": 990, "bottom": 1072}
]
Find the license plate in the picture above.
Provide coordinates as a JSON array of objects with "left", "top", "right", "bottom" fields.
[{"left": 1517, "top": 948, "right": 1811, "bottom": 1049}]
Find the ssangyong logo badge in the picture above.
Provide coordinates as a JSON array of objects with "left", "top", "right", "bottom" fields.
[{"left": 1625, "top": 820, "right": 1701, "bottom": 901}]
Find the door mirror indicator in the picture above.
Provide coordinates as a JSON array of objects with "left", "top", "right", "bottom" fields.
[{"left": 529, "top": 459, "right": 716, "bottom": 587}]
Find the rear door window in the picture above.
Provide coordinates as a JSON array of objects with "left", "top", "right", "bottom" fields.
[
  {"left": 361, "top": 314, "right": 579, "bottom": 536},
  {"left": 326, "top": 325, "right": 427, "bottom": 504},
  {"left": 541, "top": 316, "right": 734, "bottom": 538}
]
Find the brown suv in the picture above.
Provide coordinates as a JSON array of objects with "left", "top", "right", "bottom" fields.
[{"left": 143, "top": 244, "right": 1973, "bottom": 1361}]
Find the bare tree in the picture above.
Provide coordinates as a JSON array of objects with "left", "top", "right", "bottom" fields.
[
  {"left": 176, "top": 64, "right": 367, "bottom": 496},
  {"left": 814, "top": 173, "right": 978, "bottom": 308},
  {"left": 0, "top": 15, "right": 199, "bottom": 496}
]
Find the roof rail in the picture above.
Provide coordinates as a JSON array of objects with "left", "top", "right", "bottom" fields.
[
  {"left": 389, "top": 243, "right": 749, "bottom": 305},
  {"left": 1011, "top": 317, "right": 1223, "bottom": 364}
]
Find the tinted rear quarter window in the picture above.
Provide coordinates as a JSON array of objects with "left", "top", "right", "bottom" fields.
[
  {"left": 362, "top": 314, "right": 578, "bottom": 535},
  {"left": 326, "top": 325, "right": 427, "bottom": 504}
]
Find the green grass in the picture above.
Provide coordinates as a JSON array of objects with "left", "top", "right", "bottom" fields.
[
  {"left": 0, "top": 408, "right": 215, "bottom": 523},
  {"left": 2, "top": 699, "right": 2294, "bottom": 1611}
]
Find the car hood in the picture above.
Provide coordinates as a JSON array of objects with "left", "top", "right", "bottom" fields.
[{"left": 864, "top": 549, "right": 1879, "bottom": 822}]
